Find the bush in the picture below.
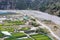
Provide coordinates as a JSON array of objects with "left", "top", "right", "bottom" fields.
[{"left": 0, "top": 32, "right": 4, "bottom": 38}]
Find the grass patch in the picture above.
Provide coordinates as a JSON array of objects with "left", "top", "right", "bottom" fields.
[
  {"left": 31, "top": 34, "right": 51, "bottom": 40},
  {"left": 1, "top": 20, "right": 25, "bottom": 26},
  {"left": 21, "top": 38, "right": 33, "bottom": 40},
  {"left": 0, "top": 32, "right": 4, "bottom": 38},
  {"left": 4, "top": 37, "right": 17, "bottom": 40},
  {"left": 11, "top": 32, "right": 26, "bottom": 38},
  {"left": 0, "top": 26, "right": 14, "bottom": 32}
]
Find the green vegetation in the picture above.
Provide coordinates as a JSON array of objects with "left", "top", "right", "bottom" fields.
[
  {"left": 0, "top": 14, "right": 51, "bottom": 40},
  {"left": 14, "top": 0, "right": 60, "bottom": 16},
  {"left": 1, "top": 20, "right": 25, "bottom": 26},
  {"left": 4, "top": 32, "right": 27, "bottom": 40},
  {"left": 4, "top": 37, "right": 17, "bottom": 40},
  {"left": 0, "top": 0, "right": 60, "bottom": 16},
  {"left": 0, "top": 32, "right": 4, "bottom": 38},
  {"left": 0, "top": 26, "right": 14, "bottom": 32},
  {"left": 31, "top": 34, "right": 51, "bottom": 40},
  {"left": 0, "top": 26, "right": 5, "bottom": 31},
  {"left": 5, "top": 37, "right": 32, "bottom": 40},
  {"left": 0, "top": 20, "right": 25, "bottom": 32},
  {"left": 4, "top": 27, "right": 15, "bottom": 32},
  {"left": 11, "top": 32, "right": 26, "bottom": 38},
  {"left": 20, "top": 27, "right": 30, "bottom": 31},
  {"left": 2, "top": 32, "right": 51, "bottom": 40},
  {"left": 21, "top": 38, "right": 33, "bottom": 40}
]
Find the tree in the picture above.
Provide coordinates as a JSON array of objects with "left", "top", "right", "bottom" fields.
[{"left": 16, "top": 0, "right": 27, "bottom": 9}]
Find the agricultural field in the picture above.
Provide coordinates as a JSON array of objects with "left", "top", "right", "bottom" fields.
[
  {"left": 4, "top": 33, "right": 51, "bottom": 40},
  {"left": 0, "top": 12, "right": 52, "bottom": 40},
  {"left": 30, "top": 34, "right": 51, "bottom": 40},
  {"left": 11, "top": 32, "right": 26, "bottom": 38}
]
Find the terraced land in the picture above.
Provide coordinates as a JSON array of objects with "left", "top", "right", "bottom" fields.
[
  {"left": 30, "top": 34, "right": 51, "bottom": 40},
  {"left": 4, "top": 33, "right": 51, "bottom": 40},
  {"left": 20, "top": 38, "right": 33, "bottom": 40},
  {"left": 11, "top": 32, "right": 26, "bottom": 38},
  {"left": 0, "top": 11, "right": 52, "bottom": 40}
]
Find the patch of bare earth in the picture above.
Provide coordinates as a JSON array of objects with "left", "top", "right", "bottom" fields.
[{"left": 42, "top": 20, "right": 60, "bottom": 38}]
